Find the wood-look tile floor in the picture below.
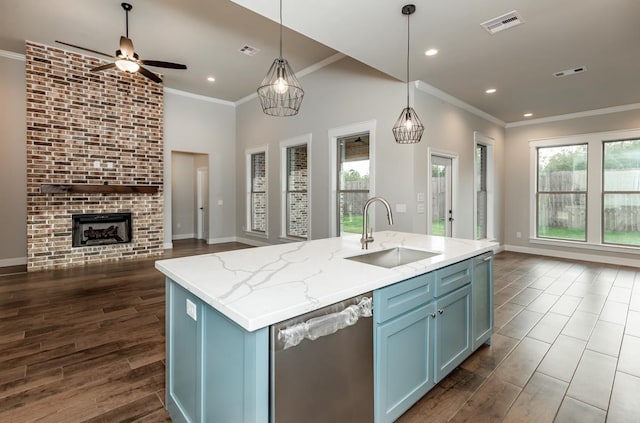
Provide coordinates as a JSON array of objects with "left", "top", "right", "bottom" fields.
[{"left": 2, "top": 245, "right": 640, "bottom": 422}]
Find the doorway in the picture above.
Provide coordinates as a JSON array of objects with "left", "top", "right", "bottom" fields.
[
  {"left": 171, "top": 152, "right": 209, "bottom": 241},
  {"left": 430, "top": 154, "right": 454, "bottom": 237}
]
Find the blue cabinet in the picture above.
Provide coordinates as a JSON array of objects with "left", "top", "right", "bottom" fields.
[
  {"left": 434, "top": 284, "right": 472, "bottom": 382},
  {"left": 373, "top": 273, "right": 437, "bottom": 423},
  {"left": 472, "top": 252, "right": 494, "bottom": 350},
  {"left": 165, "top": 280, "right": 269, "bottom": 423},
  {"left": 374, "top": 254, "right": 490, "bottom": 422}
]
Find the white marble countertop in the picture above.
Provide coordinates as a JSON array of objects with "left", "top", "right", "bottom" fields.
[{"left": 155, "top": 231, "right": 498, "bottom": 332}]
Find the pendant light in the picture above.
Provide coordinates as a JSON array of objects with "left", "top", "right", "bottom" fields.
[
  {"left": 257, "top": 0, "right": 304, "bottom": 116},
  {"left": 392, "top": 4, "right": 424, "bottom": 144}
]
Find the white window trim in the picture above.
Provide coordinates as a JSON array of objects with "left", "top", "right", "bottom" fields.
[
  {"left": 279, "top": 134, "right": 312, "bottom": 241},
  {"left": 245, "top": 145, "right": 269, "bottom": 238},
  {"left": 427, "top": 147, "right": 459, "bottom": 237},
  {"left": 473, "top": 131, "right": 495, "bottom": 241},
  {"left": 328, "top": 120, "right": 376, "bottom": 237},
  {"left": 529, "top": 127, "right": 640, "bottom": 253}
]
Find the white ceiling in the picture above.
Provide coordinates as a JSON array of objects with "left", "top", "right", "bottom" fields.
[{"left": 2, "top": 0, "right": 639, "bottom": 123}]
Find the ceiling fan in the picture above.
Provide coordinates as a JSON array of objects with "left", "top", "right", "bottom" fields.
[{"left": 56, "top": 2, "right": 187, "bottom": 83}]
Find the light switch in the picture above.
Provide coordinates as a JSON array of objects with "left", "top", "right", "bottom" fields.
[
  {"left": 417, "top": 193, "right": 425, "bottom": 202},
  {"left": 218, "top": 199, "right": 223, "bottom": 206},
  {"left": 186, "top": 298, "right": 197, "bottom": 321},
  {"left": 417, "top": 203, "right": 425, "bottom": 214}
]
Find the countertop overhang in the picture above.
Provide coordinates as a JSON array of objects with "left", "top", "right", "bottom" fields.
[{"left": 155, "top": 231, "right": 498, "bottom": 332}]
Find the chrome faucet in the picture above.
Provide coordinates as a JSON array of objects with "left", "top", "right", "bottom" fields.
[{"left": 361, "top": 197, "right": 394, "bottom": 249}]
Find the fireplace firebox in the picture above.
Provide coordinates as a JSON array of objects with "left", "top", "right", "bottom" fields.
[{"left": 72, "top": 213, "right": 133, "bottom": 247}]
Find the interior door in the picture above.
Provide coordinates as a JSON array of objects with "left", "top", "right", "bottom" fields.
[
  {"left": 431, "top": 155, "right": 453, "bottom": 237},
  {"left": 196, "top": 167, "right": 209, "bottom": 240}
]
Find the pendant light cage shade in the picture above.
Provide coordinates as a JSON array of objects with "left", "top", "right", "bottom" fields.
[
  {"left": 392, "top": 106, "right": 424, "bottom": 144},
  {"left": 393, "top": 3, "right": 423, "bottom": 144},
  {"left": 258, "top": 58, "right": 304, "bottom": 116}
]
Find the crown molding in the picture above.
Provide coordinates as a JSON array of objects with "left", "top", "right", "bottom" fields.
[
  {"left": 0, "top": 49, "right": 26, "bottom": 61},
  {"left": 163, "top": 87, "right": 235, "bottom": 107},
  {"left": 505, "top": 103, "right": 640, "bottom": 128},
  {"left": 414, "top": 80, "right": 505, "bottom": 127}
]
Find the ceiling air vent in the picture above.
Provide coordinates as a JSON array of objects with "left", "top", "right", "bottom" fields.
[
  {"left": 239, "top": 45, "right": 260, "bottom": 56},
  {"left": 481, "top": 11, "right": 524, "bottom": 34},
  {"left": 553, "top": 66, "right": 587, "bottom": 78}
]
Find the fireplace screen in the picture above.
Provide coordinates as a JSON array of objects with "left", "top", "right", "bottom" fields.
[{"left": 72, "top": 213, "right": 133, "bottom": 247}]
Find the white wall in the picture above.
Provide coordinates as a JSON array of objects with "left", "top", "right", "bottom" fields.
[
  {"left": 235, "top": 57, "right": 505, "bottom": 245},
  {"left": 504, "top": 109, "right": 640, "bottom": 265},
  {"left": 163, "top": 90, "right": 237, "bottom": 247},
  {"left": 0, "top": 55, "right": 27, "bottom": 265}
]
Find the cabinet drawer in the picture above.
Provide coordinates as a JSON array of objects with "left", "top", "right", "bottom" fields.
[
  {"left": 434, "top": 259, "right": 471, "bottom": 297},
  {"left": 375, "top": 273, "right": 434, "bottom": 323}
]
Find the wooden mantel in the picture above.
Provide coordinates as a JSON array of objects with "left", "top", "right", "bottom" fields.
[{"left": 40, "top": 184, "right": 159, "bottom": 194}]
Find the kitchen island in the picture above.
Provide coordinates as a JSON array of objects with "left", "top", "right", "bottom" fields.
[{"left": 155, "top": 231, "right": 497, "bottom": 423}]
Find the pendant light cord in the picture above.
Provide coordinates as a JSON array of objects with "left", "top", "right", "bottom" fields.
[
  {"left": 279, "top": 0, "right": 283, "bottom": 59},
  {"left": 406, "top": 10, "right": 410, "bottom": 107},
  {"left": 125, "top": 9, "right": 129, "bottom": 38}
]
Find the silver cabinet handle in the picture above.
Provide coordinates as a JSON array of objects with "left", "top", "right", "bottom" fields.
[
  {"left": 438, "top": 309, "right": 444, "bottom": 314},
  {"left": 483, "top": 256, "right": 493, "bottom": 262}
]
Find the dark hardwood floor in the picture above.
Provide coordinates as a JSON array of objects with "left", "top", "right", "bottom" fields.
[{"left": 1, "top": 243, "right": 639, "bottom": 422}]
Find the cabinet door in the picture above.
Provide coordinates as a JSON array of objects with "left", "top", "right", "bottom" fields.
[
  {"left": 472, "top": 253, "right": 493, "bottom": 350},
  {"left": 434, "top": 285, "right": 471, "bottom": 382},
  {"left": 375, "top": 302, "right": 436, "bottom": 423}
]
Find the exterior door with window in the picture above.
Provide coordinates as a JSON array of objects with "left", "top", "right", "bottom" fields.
[
  {"left": 337, "top": 134, "right": 370, "bottom": 235},
  {"left": 431, "top": 155, "right": 453, "bottom": 237}
]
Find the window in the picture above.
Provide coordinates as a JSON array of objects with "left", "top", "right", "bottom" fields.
[
  {"left": 603, "top": 139, "right": 640, "bottom": 246},
  {"left": 247, "top": 149, "right": 267, "bottom": 233},
  {"left": 337, "top": 134, "right": 370, "bottom": 235},
  {"left": 536, "top": 144, "right": 587, "bottom": 241},
  {"left": 283, "top": 143, "right": 309, "bottom": 239},
  {"left": 530, "top": 128, "right": 640, "bottom": 251},
  {"left": 476, "top": 144, "right": 487, "bottom": 239}
]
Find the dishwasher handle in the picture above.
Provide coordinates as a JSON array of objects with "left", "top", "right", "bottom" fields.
[{"left": 278, "top": 297, "right": 372, "bottom": 350}]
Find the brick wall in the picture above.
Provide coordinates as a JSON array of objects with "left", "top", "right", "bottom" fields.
[{"left": 25, "top": 42, "right": 164, "bottom": 271}]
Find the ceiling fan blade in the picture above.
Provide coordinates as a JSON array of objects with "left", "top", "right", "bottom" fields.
[
  {"left": 55, "top": 40, "right": 113, "bottom": 59},
  {"left": 120, "top": 36, "right": 135, "bottom": 58},
  {"left": 138, "top": 65, "right": 162, "bottom": 83},
  {"left": 91, "top": 63, "right": 117, "bottom": 72},
  {"left": 140, "top": 60, "right": 187, "bottom": 70}
]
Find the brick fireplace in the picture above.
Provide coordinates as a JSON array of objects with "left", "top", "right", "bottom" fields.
[{"left": 25, "top": 42, "right": 164, "bottom": 271}]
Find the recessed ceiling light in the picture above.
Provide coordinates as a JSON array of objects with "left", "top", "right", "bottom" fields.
[
  {"left": 425, "top": 49, "right": 438, "bottom": 56},
  {"left": 523, "top": 113, "right": 533, "bottom": 117},
  {"left": 207, "top": 76, "right": 215, "bottom": 82},
  {"left": 485, "top": 88, "right": 497, "bottom": 94}
]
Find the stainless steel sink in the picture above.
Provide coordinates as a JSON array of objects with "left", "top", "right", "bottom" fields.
[{"left": 345, "top": 247, "right": 441, "bottom": 268}]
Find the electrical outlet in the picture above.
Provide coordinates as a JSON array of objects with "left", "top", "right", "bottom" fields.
[
  {"left": 186, "top": 299, "right": 197, "bottom": 321},
  {"left": 516, "top": 231, "right": 522, "bottom": 238},
  {"left": 93, "top": 160, "right": 101, "bottom": 169},
  {"left": 395, "top": 203, "right": 407, "bottom": 213},
  {"left": 218, "top": 199, "right": 223, "bottom": 205},
  {"left": 417, "top": 203, "right": 425, "bottom": 214}
]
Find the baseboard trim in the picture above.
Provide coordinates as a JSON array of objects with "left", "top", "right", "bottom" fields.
[
  {"left": 207, "top": 237, "right": 240, "bottom": 244},
  {"left": 504, "top": 244, "right": 640, "bottom": 267},
  {"left": 172, "top": 233, "right": 195, "bottom": 241},
  {"left": 163, "top": 242, "right": 173, "bottom": 249},
  {"left": 0, "top": 256, "right": 27, "bottom": 267}
]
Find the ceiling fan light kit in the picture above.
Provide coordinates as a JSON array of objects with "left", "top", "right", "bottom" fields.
[
  {"left": 392, "top": 4, "right": 424, "bottom": 144},
  {"left": 56, "top": 2, "right": 186, "bottom": 84},
  {"left": 257, "top": 0, "right": 304, "bottom": 117}
]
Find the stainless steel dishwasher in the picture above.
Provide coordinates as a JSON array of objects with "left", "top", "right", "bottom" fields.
[{"left": 270, "top": 293, "right": 374, "bottom": 423}]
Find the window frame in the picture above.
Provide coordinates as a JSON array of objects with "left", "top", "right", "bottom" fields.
[
  {"left": 535, "top": 143, "right": 588, "bottom": 242},
  {"left": 529, "top": 128, "right": 640, "bottom": 253},
  {"left": 328, "top": 120, "right": 376, "bottom": 237},
  {"left": 473, "top": 132, "right": 495, "bottom": 241},
  {"left": 280, "top": 134, "right": 312, "bottom": 241},
  {"left": 245, "top": 146, "right": 268, "bottom": 236}
]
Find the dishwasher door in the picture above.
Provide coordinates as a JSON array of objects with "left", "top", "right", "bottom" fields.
[{"left": 270, "top": 295, "right": 374, "bottom": 423}]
